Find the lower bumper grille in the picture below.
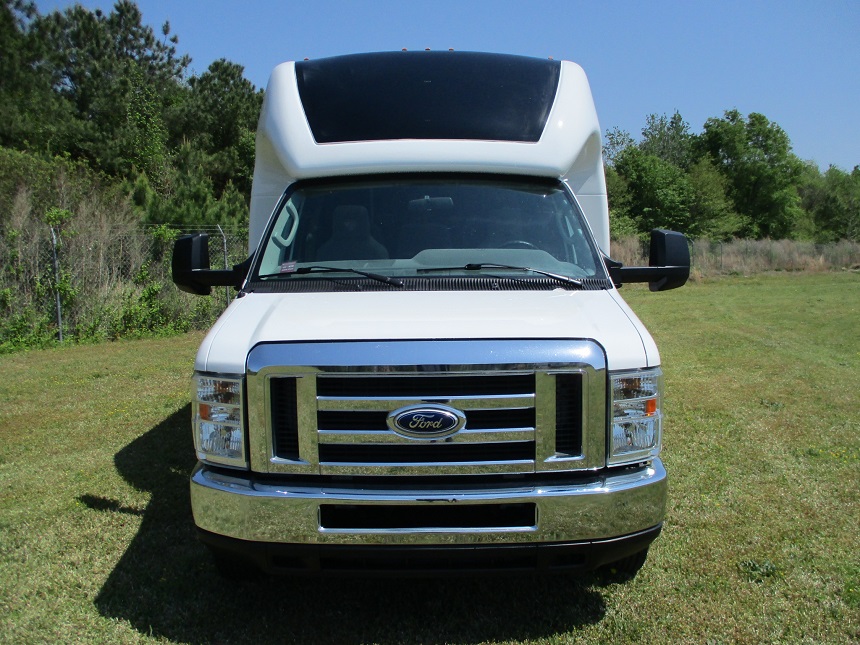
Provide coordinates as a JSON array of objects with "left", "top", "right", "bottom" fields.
[{"left": 319, "top": 503, "right": 537, "bottom": 530}]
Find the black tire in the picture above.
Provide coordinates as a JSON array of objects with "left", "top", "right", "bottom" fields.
[
  {"left": 598, "top": 547, "right": 649, "bottom": 581},
  {"left": 210, "top": 549, "right": 263, "bottom": 581}
]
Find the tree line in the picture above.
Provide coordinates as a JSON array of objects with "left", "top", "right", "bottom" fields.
[
  {"left": 1, "top": 0, "right": 261, "bottom": 233},
  {"left": 605, "top": 111, "right": 858, "bottom": 243},
  {"left": 2, "top": 0, "right": 858, "bottom": 244},
  {"left": 0, "top": 0, "right": 262, "bottom": 350}
]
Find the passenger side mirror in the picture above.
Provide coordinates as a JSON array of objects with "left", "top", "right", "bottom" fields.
[{"left": 605, "top": 230, "right": 690, "bottom": 292}]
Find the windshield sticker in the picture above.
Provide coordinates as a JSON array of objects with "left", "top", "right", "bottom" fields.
[{"left": 279, "top": 261, "right": 297, "bottom": 274}]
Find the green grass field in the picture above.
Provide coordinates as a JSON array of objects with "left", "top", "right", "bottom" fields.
[{"left": 1, "top": 272, "right": 858, "bottom": 644}]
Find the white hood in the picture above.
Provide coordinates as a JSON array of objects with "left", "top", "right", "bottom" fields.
[{"left": 195, "top": 289, "right": 658, "bottom": 373}]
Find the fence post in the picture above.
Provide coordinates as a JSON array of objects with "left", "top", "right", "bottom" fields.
[
  {"left": 217, "top": 225, "right": 230, "bottom": 308},
  {"left": 49, "top": 227, "right": 63, "bottom": 342}
]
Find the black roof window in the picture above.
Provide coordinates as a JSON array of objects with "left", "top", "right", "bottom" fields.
[{"left": 295, "top": 51, "right": 561, "bottom": 144}]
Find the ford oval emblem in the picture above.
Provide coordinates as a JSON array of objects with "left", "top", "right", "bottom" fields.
[{"left": 387, "top": 404, "right": 466, "bottom": 440}]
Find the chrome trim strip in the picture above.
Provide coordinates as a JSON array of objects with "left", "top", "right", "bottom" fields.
[
  {"left": 318, "top": 462, "right": 535, "bottom": 476},
  {"left": 248, "top": 339, "right": 606, "bottom": 374},
  {"left": 318, "top": 525, "right": 537, "bottom": 536},
  {"left": 316, "top": 394, "right": 535, "bottom": 411},
  {"left": 190, "top": 459, "right": 666, "bottom": 544},
  {"left": 317, "top": 428, "right": 534, "bottom": 444}
]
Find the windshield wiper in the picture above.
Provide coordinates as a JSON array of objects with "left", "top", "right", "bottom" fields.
[
  {"left": 418, "top": 263, "right": 583, "bottom": 288},
  {"left": 259, "top": 265, "right": 404, "bottom": 287}
]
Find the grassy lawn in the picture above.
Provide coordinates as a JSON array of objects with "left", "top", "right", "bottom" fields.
[{"left": 1, "top": 272, "right": 858, "bottom": 643}]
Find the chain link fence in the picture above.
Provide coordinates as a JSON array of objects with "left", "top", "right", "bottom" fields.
[
  {"left": 0, "top": 224, "right": 248, "bottom": 350},
  {"left": 2, "top": 226, "right": 858, "bottom": 350},
  {"left": 610, "top": 237, "right": 860, "bottom": 275}
]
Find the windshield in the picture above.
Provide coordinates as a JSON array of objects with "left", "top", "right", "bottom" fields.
[{"left": 253, "top": 176, "right": 605, "bottom": 287}]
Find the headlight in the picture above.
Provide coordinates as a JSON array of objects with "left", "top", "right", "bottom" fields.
[
  {"left": 608, "top": 368, "right": 663, "bottom": 466},
  {"left": 193, "top": 374, "right": 247, "bottom": 469}
]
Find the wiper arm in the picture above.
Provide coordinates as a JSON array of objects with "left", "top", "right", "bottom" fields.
[
  {"left": 260, "top": 265, "right": 404, "bottom": 287},
  {"left": 419, "top": 263, "right": 582, "bottom": 288}
]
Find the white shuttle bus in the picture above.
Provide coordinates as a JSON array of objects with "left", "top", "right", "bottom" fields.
[{"left": 172, "top": 51, "right": 690, "bottom": 577}]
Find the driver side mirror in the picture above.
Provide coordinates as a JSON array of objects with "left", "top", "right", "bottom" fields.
[
  {"left": 172, "top": 233, "right": 250, "bottom": 295},
  {"left": 605, "top": 229, "right": 690, "bottom": 292}
]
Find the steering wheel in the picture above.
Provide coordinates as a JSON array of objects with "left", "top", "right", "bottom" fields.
[{"left": 500, "top": 240, "right": 538, "bottom": 249}]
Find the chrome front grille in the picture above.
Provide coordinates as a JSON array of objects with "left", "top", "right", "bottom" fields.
[
  {"left": 247, "top": 340, "right": 607, "bottom": 475},
  {"left": 314, "top": 373, "right": 537, "bottom": 472}
]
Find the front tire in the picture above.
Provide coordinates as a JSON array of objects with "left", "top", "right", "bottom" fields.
[
  {"left": 599, "top": 547, "right": 649, "bottom": 581},
  {"left": 210, "top": 548, "right": 263, "bottom": 581}
]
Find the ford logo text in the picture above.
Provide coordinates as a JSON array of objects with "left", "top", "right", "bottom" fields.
[{"left": 387, "top": 404, "right": 466, "bottom": 440}]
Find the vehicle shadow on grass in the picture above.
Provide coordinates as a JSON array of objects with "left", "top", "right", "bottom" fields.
[{"left": 92, "top": 405, "right": 608, "bottom": 644}]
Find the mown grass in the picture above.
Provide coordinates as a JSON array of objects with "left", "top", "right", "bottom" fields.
[{"left": 1, "top": 272, "right": 858, "bottom": 644}]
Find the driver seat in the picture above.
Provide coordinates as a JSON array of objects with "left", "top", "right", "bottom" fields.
[{"left": 316, "top": 205, "right": 388, "bottom": 261}]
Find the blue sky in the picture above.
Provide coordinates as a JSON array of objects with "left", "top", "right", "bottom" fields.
[{"left": 41, "top": 0, "right": 859, "bottom": 171}]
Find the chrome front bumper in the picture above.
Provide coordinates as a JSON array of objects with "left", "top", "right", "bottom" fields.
[{"left": 190, "top": 458, "right": 666, "bottom": 550}]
